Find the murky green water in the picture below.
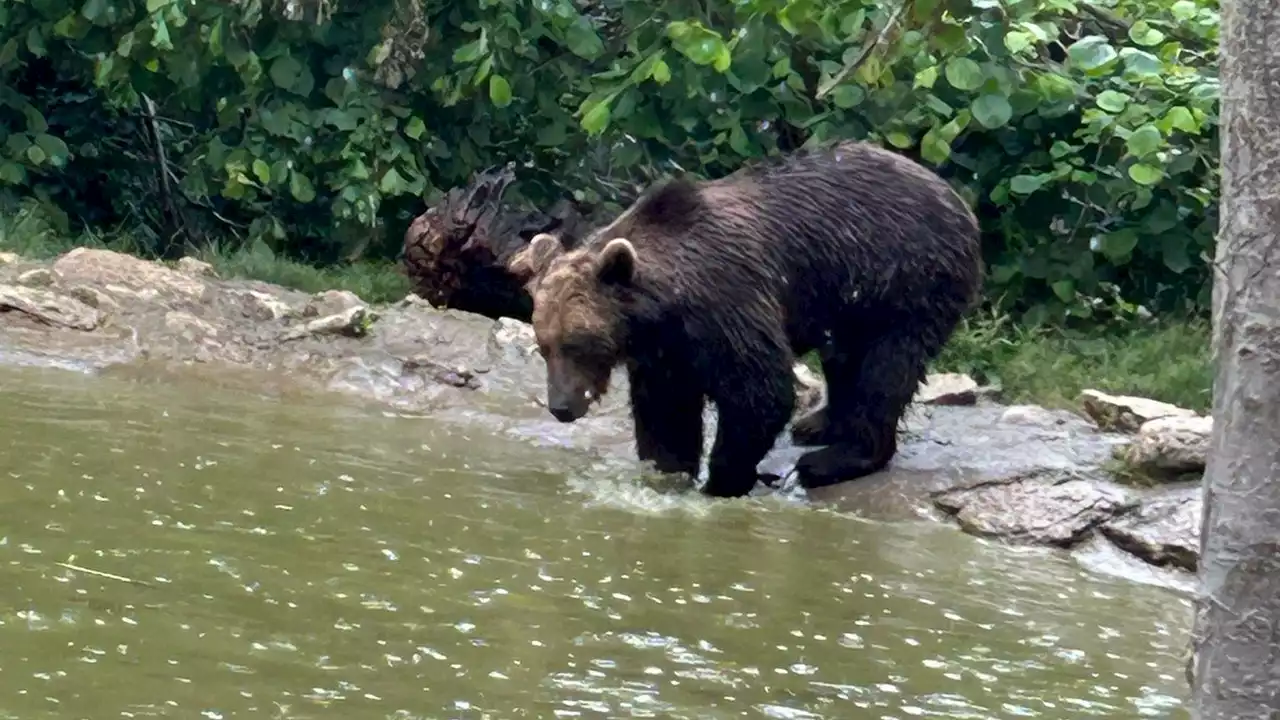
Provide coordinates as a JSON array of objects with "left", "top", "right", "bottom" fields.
[{"left": 0, "top": 365, "right": 1192, "bottom": 719}]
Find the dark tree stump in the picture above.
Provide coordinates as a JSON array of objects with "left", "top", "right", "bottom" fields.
[{"left": 402, "top": 163, "right": 589, "bottom": 323}]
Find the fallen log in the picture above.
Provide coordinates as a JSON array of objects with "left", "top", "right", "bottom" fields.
[{"left": 401, "top": 164, "right": 591, "bottom": 322}]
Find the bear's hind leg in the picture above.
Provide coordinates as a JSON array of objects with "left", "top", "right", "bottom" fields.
[
  {"left": 794, "top": 329, "right": 928, "bottom": 488},
  {"left": 629, "top": 363, "right": 705, "bottom": 478},
  {"left": 701, "top": 349, "right": 796, "bottom": 498},
  {"left": 790, "top": 340, "right": 868, "bottom": 447}
]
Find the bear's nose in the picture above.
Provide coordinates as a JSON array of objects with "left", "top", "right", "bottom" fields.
[{"left": 548, "top": 404, "right": 578, "bottom": 423}]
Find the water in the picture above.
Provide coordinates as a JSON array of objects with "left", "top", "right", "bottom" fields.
[{"left": 0, "top": 365, "right": 1192, "bottom": 719}]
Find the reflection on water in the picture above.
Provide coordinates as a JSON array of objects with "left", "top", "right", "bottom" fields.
[{"left": 0, "top": 365, "right": 1192, "bottom": 718}]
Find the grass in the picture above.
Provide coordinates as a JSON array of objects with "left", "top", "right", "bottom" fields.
[
  {"left": 930, "top": 307, "right": 1212, "bottom": 413},
  {"left": 1, "top": 202, "right": 1213, "bottom": 413},
  {"left": 0, "top": 200, "right": 411, "bottom": 304}
]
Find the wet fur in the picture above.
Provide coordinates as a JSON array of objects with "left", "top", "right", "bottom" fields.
[{"left": 527, "top": 140, "right": 983, "bottom": 498}]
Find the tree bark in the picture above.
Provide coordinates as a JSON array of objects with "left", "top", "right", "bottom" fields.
[
  {"left": 1190, "top": 0, "right": 1280, "bottom": 716},
  {"left": 400, "top": 164, "right": 591, "bottom": 323}
]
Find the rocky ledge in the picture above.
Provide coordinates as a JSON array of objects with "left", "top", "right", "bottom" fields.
[{"left": 0, "top": 249, "right": 1205, "bottom": 592}]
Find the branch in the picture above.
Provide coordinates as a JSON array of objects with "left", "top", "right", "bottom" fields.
[{"left": 816, "top": 0, "right": 915, "bottom": 100}]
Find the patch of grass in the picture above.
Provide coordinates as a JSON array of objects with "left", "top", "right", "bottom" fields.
[
  {"left": 800, "top": 305, "right": 1212, "bottom": 414},
  {"left": 194, "top": 240, "right": 410, "bottom": 304},
  {"left": 0, "top": 201, "right": 411, "bottom": 304},
  {"left": 932, "top": 306, "right": 1213, "bottom": 412}
]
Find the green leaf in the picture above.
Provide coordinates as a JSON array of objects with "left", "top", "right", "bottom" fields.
[
  {"left": 565, "top": 17, "right": 604, "bottom": 60},
  {"left": 1170, "top": 0, "right": 1197, "bottom": 21},
  {"left": 452, "top": 39, "right": 483, "bottom": 64},
  {"left": 145, "top": 0, "right": 171, "bottom": 10},
  {"left": 913, "top": 66, "right": 938, "bottom": 89},
  {"left": 1004, "top": 31, "right": 1032, "bottom": 54},
  {"left": 1119, "top": 48, "right": 1162, "bottom": 77},
  {"left": 81, "top": 0, "right": 107, "bottom": 22},
  {"left": 537, "top": 121, "right": 568, "bottom": 146},
  {"left": 651, "top": 59, "right": 671, "bottom": 85},
  {"left": 885, "top": 132, "right": 913, "bottom": 149},
  {"left": 1126, "top": 124, "right": 1163, "bottom": 157},
  {"left": 831, "top": 85, "right": 862, "bottom": 109},
  {"left": 288, "top": 169, "right": 316, "bottom": 203},
  {"left": 270, "top": 160, "right": 290, "bottom": 185},
  {"left": 920, "top": 126, "right": 951, "bottom": 164},
  {"left": 26, "top": 27, "right": 46, "bottom": 57},
  {"left": 379, "top": 167, "right": 408, "bottom": 195},
  {"left": 33, "top": 133, "right": 70, "bottom": 165},
  {"left": 970, "top": 93, "right": 1012, "bottom": 128},
  {"left": 581, "top": 100, "right": 611, "bottom": 135},
  {"left": 252, "top": 159, "right": 270, "bottom": 184},
  {"left": 1067, "top": 36, "right": 1117, "bottom": 72},
  {"left": 1009, "top": 174, "right": 1045, "bottom": 195},
  {"left": 0, "top": 162, "right": 27, "bottom": 184},
  {"left": 150, "top": 15, "right": 172, "bottom": 50},
  {"left": 728, "top": 124, "right": 752, "bottom": 155},
  {"left": 1128, "top": 163, "right": 1163, "bottom": 185},
  {"left": 117, "top": 31, "right": 135, "bottom": 57},
  {"left": 405, "top": 117, "right": 426, "bottom": 140},
  {"left": 1160, "top": 106, "right": 1198, "bottom": 134},
  {"left": 26, "top": 144, "right": 47, "bottom": 165},
  {"left": 269, "top": 55, "right": 303, "bottom": 90},
  {"left": 1127, "top": 20, "right": 1165, "bottom": 46},
  {"left": 489, "top": 74, "right": 512, "bottom": 108},
  {"left": 1051, "top": 279, "right": 1075, "bottom": 302},
  {"left": 1098, "top": 229, "right": 1139, "bottom": 261},
  {"left": 668, "top": 21, "right": 730, "bottom": 71},
  {"left": 1160, "top": 233, "right": 1193, "bottom": 274},
  {"left": 944, "top": 57, "right": 984, "bottom": 91},
  {"left": 1095, "top": 90, "right": 1128, "bottom": 113}
]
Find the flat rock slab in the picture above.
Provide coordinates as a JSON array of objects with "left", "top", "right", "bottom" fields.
[
  {"left": 1080, "top": 389, "right": 1199, "bottom": 433},
  {"left": 931, "top": 471, "right": 1139, "bottom": 547},
  {"left": 1101, "top": 485, "right": 1201, "bottom": 571}
]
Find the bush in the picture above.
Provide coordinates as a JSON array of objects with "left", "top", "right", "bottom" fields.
[{"left": 0, "top": 0, "right": 1219, "bottom": 323}]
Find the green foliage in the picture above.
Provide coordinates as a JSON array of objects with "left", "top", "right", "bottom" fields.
[
  {"left": 0, "top": 0, "right": 1219, "bottom": 322},
  {"left": 932, "top": 307, "right": 1212, "bottom": 412}
]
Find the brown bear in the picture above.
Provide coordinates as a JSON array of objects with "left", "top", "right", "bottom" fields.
[{"left": 510, "top": 140, "right": 983, "bottom": 498}]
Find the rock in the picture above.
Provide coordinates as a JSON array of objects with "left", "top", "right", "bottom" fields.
[
  {"left": 164, "top": 310, "right": 218, "bottom": 339},
  {"left": 0, "top": 285, "right": 101, "bottom": 331},
  {"left": 932, "top": 471, "right": 1137, "bottom": 547},
  {"left": 1121, "top": 415, "right": 1213, "bottom": 477},
  {"left": 999, "top": 404, "right": 1066, "bottom": 428},
  {"left": 793, "top": 362, "right": 825, "bottom": 417},
  {"left": 65, "top": 285, "right": 117, "bottom": 311},
  {"left": 229, "top": 289, "right": 295, "bottom": 322},
  {"left": 1101, "top": 487, "right": 1201, "bottom": 571},
  {"left": 303, "top": 289, "right": 365, "bottom": 318},
  {"left": 915, "top": 372, "right": 979, "bottom": 406},
  {"left": 280, "top": 305, "right": 377, "bottom": 341},
  {"left": 402, "top": 356, "right": 482, "bottom": 390},
  {"left": 0, "top": 252, "right": 19, "bottom": 265},
  {"left": 1080, "top": 390, "right": 1198, "bottom": 433},
  {"left": 488, "top": 317, "right": 537, "bottom": 359},
  {"left": 177, "top": 257, "right": 217, "bottom": 278},
  {"left": 17, "top": 268, "right": 53, "bottom": 287},
  {"left": 53, "top": 248, "right": 209, "bottom": 302}
]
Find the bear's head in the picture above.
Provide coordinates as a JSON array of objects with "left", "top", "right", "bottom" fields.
[{"left": 518, "top": 232, "right": 638, "bottom": 423}]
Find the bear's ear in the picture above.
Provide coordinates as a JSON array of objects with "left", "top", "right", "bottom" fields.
[
  {"left": 596, "top": 237, "right": 637, "bottom": 286},
  {"left": 508, "top": 232, "right": 564, "bottom": 283}
]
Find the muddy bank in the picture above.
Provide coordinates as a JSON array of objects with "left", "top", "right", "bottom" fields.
[{"left": 0, "top": 248, "right": 1202, "bottom": 591}]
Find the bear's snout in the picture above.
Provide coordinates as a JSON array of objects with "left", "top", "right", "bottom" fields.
[{"left": 548, "top": 404, "right": 581, "bottom": 423}]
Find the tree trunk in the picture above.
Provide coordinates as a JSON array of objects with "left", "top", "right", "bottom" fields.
[{"left": 1190, "top": 0, "right": 1280, "bottom": 716}]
